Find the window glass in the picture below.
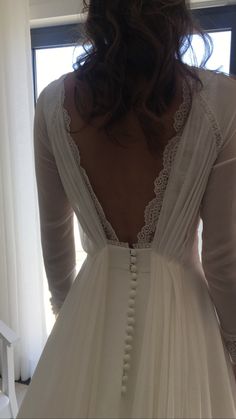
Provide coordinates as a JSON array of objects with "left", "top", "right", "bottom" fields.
[
  {"left": 183, "top": 30, "right": 232, "bottom": 74},
  {"left": 35, "top": 45, "right": 83, "bottom": 96},
  {"left": 35, "top": 31, "right": 232, "bottom": 98}
]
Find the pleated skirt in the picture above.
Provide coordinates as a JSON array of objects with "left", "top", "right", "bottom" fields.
[{"left": 18, "top": 245, "right": 236, "bottom": 418}]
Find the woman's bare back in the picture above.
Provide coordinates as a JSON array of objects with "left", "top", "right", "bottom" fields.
[{"left": 63, "top": 72, "right": 185, "bottom": 245}]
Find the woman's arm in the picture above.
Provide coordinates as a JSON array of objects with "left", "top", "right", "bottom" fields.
[
  {"left": 200, "top": 123, "right": 236, "bottom": 365},
  {"left": 34, "top": 89, "right": 76, "bottom": 315}
]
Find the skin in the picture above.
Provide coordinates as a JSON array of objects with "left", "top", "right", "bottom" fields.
[{"left": 63, "top": 70, "right": 184, "bottom": 245}]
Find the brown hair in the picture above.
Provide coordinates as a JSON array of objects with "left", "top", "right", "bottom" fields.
[{"left": 73, "top": 0, "right": 212, "bottom": 152}]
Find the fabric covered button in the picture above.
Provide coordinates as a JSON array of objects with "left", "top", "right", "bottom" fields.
[
  {"left": 127, "top": 317, "right": 135, "bottom": 326},
  {"left": 123, "top": 363, "right": 130, "bottom": 372},
  {"left": 122, "top": 374, "right": 128, "bottom": 383},
  {"left": 121, "top": 249, "right": 139, "bottom": 395},
  {"left": 126, "top": 325, "right": 134, "bottom": 334},
  {"left": 128, "top": 299, "right": 135, "bottom": 308},
  {"left": 131, "top": 281, "right": 137, "bottom": 290},
  {"left": 127, "top": 307, "right": 135, "bottom": 316},
  {"left": 125, "top": 335, "right": 133, "bottom": 344},
  {"left": 130, "top": 256, "right": 137, "bottom": 264},
  {"left": 124, "top": 353, "right": 131, "bottom": 362},
  {"left": 121, "top": 385, "right": 127, "bottom": 394}
]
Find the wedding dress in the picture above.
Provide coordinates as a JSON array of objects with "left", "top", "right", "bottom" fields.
[{"left": 18, "top": 68, "right": 236, "bottom": 418}]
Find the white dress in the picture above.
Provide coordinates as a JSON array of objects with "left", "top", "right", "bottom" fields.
[{"left": 18, "top": 68, "right": 236, "bottom": 418}]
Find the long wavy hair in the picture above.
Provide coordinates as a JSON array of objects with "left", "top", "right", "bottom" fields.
[{"left": 73, "top": 0, "right": 212, "bottom": 152}]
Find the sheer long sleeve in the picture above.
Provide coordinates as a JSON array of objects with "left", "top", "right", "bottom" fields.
[
  {"left": 200, "top": 117, "right": 236, "bottom": 365},
  {"left": 34, "top": 89, "right": 76, "bottom": 315}
]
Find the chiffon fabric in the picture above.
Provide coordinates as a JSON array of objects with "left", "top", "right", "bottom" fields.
[{"left": 18, "top": 69, "right": 236, "bottom": 418}]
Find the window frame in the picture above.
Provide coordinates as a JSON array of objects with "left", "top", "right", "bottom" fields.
[
  {"left": 192, "top": 5, "right": 236, "bottom": 75},
  {"left": 30, "top": 4, "right": 236, "bottom": 101},
  {"left": 31, "top": 24, "right": 83, "bottom": 102}
]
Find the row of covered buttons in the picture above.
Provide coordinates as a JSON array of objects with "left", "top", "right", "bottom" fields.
[{"left": 121, "top": 249, "right": 138, "bottom": 395}]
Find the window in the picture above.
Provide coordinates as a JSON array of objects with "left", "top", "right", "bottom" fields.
[
  {"left": 31, "top": 6, "right": 236, "bottom": 95},
  {"left": 192, "top": 5, "right": 236, "bottom": 75},
  {"left": 183, "top": 30, "right": 232, "bottom": 74},
  {"left": 35, "top": 46, "right": 83, "bottom": 97},
  {"left": 31, "top": 24, "right": 84, "bottom": 99}
]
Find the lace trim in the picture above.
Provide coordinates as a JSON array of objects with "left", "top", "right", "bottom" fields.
[
  {"left": 225, "top": 340, "right": 236, "bottom": 364},
  {"left": 199, "top": 92, "right": 223, "bottom": 153},
  {"left": 221, "top": 329, "right": 236, "bottom": 364},
  {"left": 61, "top": 77, "right": 191, "bottom": 248},
  {"left": 62, "top": 95, "right": 121, "bottom": 242},
  {"left": 65, "top": 131, "right": 120, "bottom": 243},
  {"left": 105, "top": 239, "right": 153, "bottom": 249},
  {"left": 63, "top": 107, "right": 72, "bottom": 132},
  {"left": 136, "top": 135, "right": 180, "bottom": 245},
  {"left": 137, "top": 81, "right": 191, "bottom": 245},
  {"left": 174, "top": 82, "right": 192, "bottom": 133}
]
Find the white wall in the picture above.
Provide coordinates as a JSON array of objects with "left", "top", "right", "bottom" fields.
[
  {"left": 30, "top": 0, "right": 84, "bottom": 27},
  {"left": 192, "top": 0, "right": 236, "bottom": 7},
  {"left": 29, "top": 0, "right": 236, "bottom": 28}
]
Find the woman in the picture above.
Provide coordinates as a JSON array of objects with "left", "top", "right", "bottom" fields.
[{"left": 18, "top": 0, "right": 236, "bottom": 417}]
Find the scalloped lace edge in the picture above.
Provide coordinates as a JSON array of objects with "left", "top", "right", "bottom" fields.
[{"left": 199, "top": 91, "right": 223, "bottom": 152}]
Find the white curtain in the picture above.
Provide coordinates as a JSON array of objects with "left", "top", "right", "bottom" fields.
[{"left": 0, "top": 0, "right": 48, "bottom": 381}]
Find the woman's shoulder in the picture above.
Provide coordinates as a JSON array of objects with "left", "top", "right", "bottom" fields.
[
  {"left": 196, "top": 67, "right": 236, "bottom": 99},
  {"left": 194, "top": 68, "right": 236, "bottom": 145},
  {"left": 37, "top": 71, "right": 74, "bottom": 104},
  {"left": 194, "top": 67, "right": 236, "bottom": 113},
  {"left": 36, "top": 72, "right": 73, "bottom": 122}
]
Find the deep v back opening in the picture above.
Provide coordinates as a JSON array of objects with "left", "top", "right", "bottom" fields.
[{"left": 60, "top": 74, "right": 191, "bottom": 248}]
